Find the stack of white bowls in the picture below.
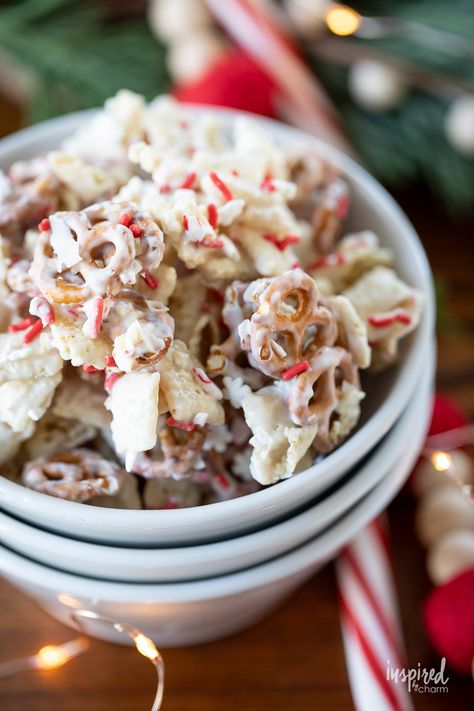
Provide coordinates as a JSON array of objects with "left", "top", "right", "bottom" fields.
[{"left": 0, "top": 110, "right": 435, "bottom": 647}]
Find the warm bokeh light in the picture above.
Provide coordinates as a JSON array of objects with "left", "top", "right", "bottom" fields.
[
  {"left": 325, "top": 4, "right": 361, "bottom": 36},
  {"left": 134, "top": 633, "right": 159, "bottom": 661},
  {"left": 35, "top": 645, "right": 71, "bottom": 670},
  {"left": 431, "top": 450, "right": 452, "bottom": 472},
  {"left": 57, "top": 593, "right": 82, "bottom": 608}
]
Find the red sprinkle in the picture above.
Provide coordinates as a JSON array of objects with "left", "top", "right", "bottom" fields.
[
  {"left": 180, "top": 172, "right": 196, "bottom": 190},
  {"left": 215, "top": 473, "right": 230, "bottom": 489},
  {"left": 264, "top": 234, "right": 300, "bottom": 252},
  {"left": 198, "top": 238, "right": 224, "bottom": 249},
  {"left": 292, "top": 262, "right": 301, "bottom": 269},
  {"left": 159, "top": 184, "right": 172, "bottom": 194},
  {"left": 104, "top": 372, "right": 121, "bottom": 393},
  {"left": 129, "top": 223, "right": 142, "bottom": 238},
  {"left": 281, "top": 360, "right": 310, "bottom": 381},
  {"left": 119, "top": 212, "right": 133, "bottom": 227},
  {"left": 308, "top": 252, "right": 346, "bottom": 270},
  {"left": 230, "top": 169, "right": 240, "bottom": 176},
  {"left": 23, "top": 319, "right": 44, "bottom": 344},
  {"left": 207, "top": 203, "right": 218, "bottom": 229},
  {"left": 8, "top": 317, "right": 35, "bottom": 333},
  {"left": 368, "top": 313, "right": 412, "bottom": 329},
  {"left": 141, "top": 271, "right": 159, "bottom": 290},
  {"left": 91, "top": 297, "right": 104, "bottom": 338},
  {"left": 278, "top": 235, "right": 300, "bottom": 251},
  {"left": 209, "top": 171, "right": 233, "bottom": 201},
  {"left": 83, "top": 365, "right": 103, "bottom": 374},
  {"left": 104, "top": 356, "right": 117, "bottom": 367},
  {"left": 192, "top": 367, "right": 211, "bottom": 385},
  {"left": 167, "top": 417, "right": 196, "bottom": 432},
  {"left": 263, "top": 233, "right": 279, "bottom": 248},
  {"left": 38, "top": 218, "right": 50, "bottom": 232},
  {"left": 260, "top": 174, "right": 276, "bottom": 192},
  {"left": 183, "top": 215, "right": 189, "bottom": 231},
  {"left": 336, "top": 193, "right": 350, "bottom": 220}
]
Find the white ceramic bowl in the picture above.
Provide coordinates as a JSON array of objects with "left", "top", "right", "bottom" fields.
[
  {"left": 0, "top": 352, "right": 433, "bottom": 580},
  {"left": 0, "top": 377, "right": 431, "bottom": 648},
  {"left": 0, "top": 108, "right": 435, "bottom": 545}
]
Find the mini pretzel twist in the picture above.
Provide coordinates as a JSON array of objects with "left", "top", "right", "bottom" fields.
[
  {"left": 207, "top": 281, "right": 257, "bottom": 373},
  {"left": 22, "top": 447, "right": 124, "bottom": 502},
  {"left": 287, "top": 151, "right": 349, "bottom": 254},
  {"left": 33, "top": 229, "right": 91, "bottom": 304},
  {"left": 78, "top": 220, "right": 136, "bottom": 298},
  {"left": 288, "top": 346, "right": 360, "bottom": 451},
  {"left": 0, "top": 157, "right": 59, "bottom": 243},
  {"left": 31, "top": 201, "right": 164, "bottom": 305},
  {"left": 311, "top": 177, "right": 350, "bottom": 255},
  {"left": 288, "top": 150, "right": 338, "bottom": 204},
  {"left": 6, "top": 259, "right": 36, "bottom": 296},
  {"left": 108, "top": 289, "right": 174, "bottom": 370},
  {"left": 244, "top": 270, "right": 337, "bottom": 378},
  {"left": 83, "top": 202, "right": 164, "bottom": 274},
  {"left": 132, "top": 427, "right": 206, "bottom": 480}
]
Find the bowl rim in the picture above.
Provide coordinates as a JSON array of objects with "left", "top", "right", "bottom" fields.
[
  {"left": 0, "top": 374, "right": 431, "bottom": 601},
  {"left": 0, "top": 105, "right": 435, "bottom": 531},
  {"left": 0, "top": 348, "right": 433, "bottom": 579}
]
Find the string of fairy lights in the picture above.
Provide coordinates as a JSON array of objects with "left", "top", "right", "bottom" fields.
[{"left": 0, "top": 611, "right": 165, "bottom": 711}]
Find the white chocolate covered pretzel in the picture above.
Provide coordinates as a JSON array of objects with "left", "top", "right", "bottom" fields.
[
  {"left": 288, "top": 345, "right": 363, "bottom": 452},
  {"left": 22, "top": 447, "right": 124, "bottom": 502},
  {"left": 242, "top": 269, "right": 337, "bottom": 378}
]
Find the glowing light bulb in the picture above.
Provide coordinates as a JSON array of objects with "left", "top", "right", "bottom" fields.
[
  {"left": 430, "top": 450, "right": 452, "bottom": 472},
  {"left": 35, "top": 645, "right": 71, "bottom": 670},
  {"left": 325, "top": 4, "right": 361, "bottom": 36},
  {"left": 134, "top": 633, "right": 159, "bottom": 661}
]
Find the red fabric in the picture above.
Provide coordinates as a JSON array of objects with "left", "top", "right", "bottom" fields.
[
  {"left": 423, "top": 568, "right": 474, "bottom": 674},
  {"left": 173, "top": 50, "right": 277, "bottom": 117},
  {"left": 406, "top": 394, "right": 468, "bottom": 494},
  {"left": 428, "top": 393, "right": 469, "bottom": 437}
]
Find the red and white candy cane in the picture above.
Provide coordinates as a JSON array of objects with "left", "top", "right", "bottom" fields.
[
  {"left": 336, "top": 517, "right": 414, "bottom": 711},
  {"left": 204, "top": 0, "right": 352, "bottom": 153}
]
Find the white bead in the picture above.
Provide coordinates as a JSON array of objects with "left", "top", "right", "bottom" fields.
[
  {"left": 148, "top": 0, "right": 212, "bottom": 43},
  {"left": 283, "top": 0, "right": 329, "bottom": 37},
  {"left": 348, "top": 60, "right": 407, "bottom": 112},
  {"left": 412, "top": 450, "right": 473, "bottom": 498},
  {"left": 415, "top": 486, "right": 474, "bottom": 547},
  {"left": 167, "top": 31, "right": 226, "bottom": 84},
  {"left": 445, "top": 96, "right": 474, "bottom": 156},
  {"left": 427, "top": 529, "right": 474, "bottom": 585}
]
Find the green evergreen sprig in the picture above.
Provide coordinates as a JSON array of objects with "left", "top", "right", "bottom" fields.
[{"left": 0, "top": 0, "right": 169, "bottom": 122}]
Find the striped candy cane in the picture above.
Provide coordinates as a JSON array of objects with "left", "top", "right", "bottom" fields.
[
  {"left": 336, "top": 517, "right": 414, "bottom": 711},
  {"left": 204, "top": 0, "right": 353, "bottom": 153}
]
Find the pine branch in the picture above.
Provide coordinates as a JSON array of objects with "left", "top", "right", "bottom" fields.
[
  {"left": 314, "top": 58, "right": 474, "bottom": 215},
  {"left": 0, "top": 1, "right": 169, "bottom": 121}
]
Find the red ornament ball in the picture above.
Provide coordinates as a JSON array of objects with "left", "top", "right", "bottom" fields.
[
  {"left": 428, "top": 393, "right": 468, "bottom": 437},
  {"left": 173, "top": 49, "right": 277, "bottom": 118},
  {"left": 423, "top": 567, "right": 474, "bottom": 674}
]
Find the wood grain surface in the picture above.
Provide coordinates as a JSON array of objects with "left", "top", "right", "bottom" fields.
[{"left": 0, "top": 100, "right": 473, "bottom": 711}]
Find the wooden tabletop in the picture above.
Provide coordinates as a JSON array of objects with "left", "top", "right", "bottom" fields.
[{"left": 0, "top": 99, "right": 473, "bottom": 711}]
